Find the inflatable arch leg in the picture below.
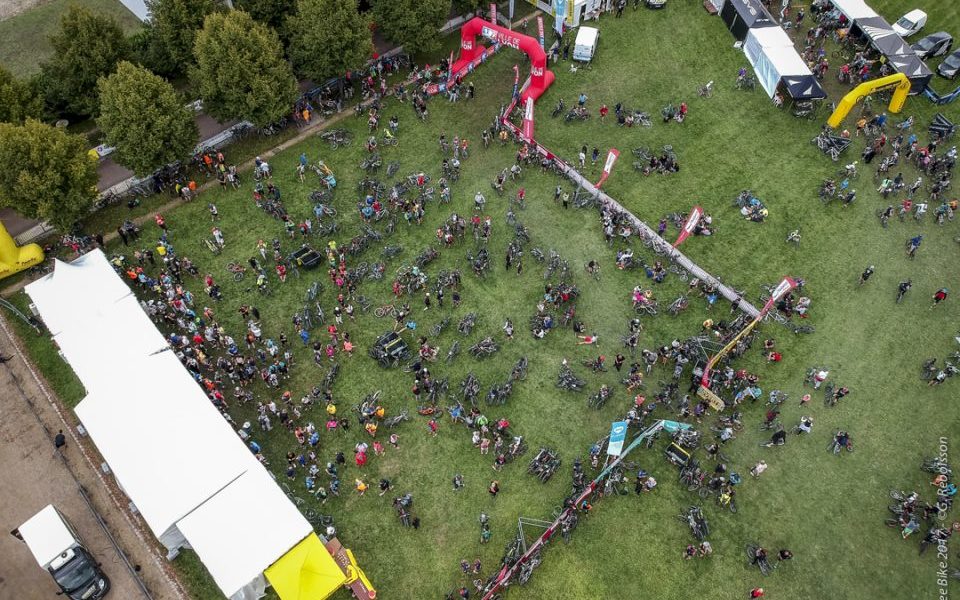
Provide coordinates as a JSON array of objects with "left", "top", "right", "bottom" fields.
[
  {"left": 827, "top": 73, "right": 911, "bottom": 129},
  {"left": 0, "top": 221, "right": 44, "bottom": 281}
]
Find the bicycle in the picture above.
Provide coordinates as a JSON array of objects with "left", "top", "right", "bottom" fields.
[
  {"left": 745, "top": 544, "right": 774, "bottom": 575},
  {"left": 697, "top": 81, "right": 714, "bottom": 98},
  {"left": 226, "top": 262, "right": 247, "bottom": 281},
  {"left": 375, "top": 304, "right": 398, "bottom": 318}
]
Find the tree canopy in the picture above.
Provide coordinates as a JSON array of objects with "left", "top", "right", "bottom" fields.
[
  {"left": 192, "top": 11, "right": 299, "bottom": 127},
  {"left": 287, "top": 0, "right": 372, "bottom": 84},
  {"left": 145, "top": 0, "right": 222, "bottom": 68},
  {"left": 234, "top": 0, "right": 296, "bottom": 31},
  {"left": 0, "top": 120, "right": 98, "bottom": 232},
  {"left": 97, "top": 62, "right": 198, "bottom": 178},
  {"left": 372, "top": 0, "right": 451, "bottom": 56},
  {"left": 0, "top": 66, "right": 43, "bottom": 125},
  {"left": 39, "top": 4, "right": 129, "bottom": 117}
]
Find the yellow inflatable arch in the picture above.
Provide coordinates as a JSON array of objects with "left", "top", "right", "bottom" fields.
[
  {"left": 0, "top": 220, "right": 44, "bottom": 281},
  {"left": 827, "top": 73, "right": 911, "bottom": 129}
]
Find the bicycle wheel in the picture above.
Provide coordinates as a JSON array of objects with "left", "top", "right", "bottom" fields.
[{"left": 698, "top": 487, "right": 711, "bottom": 499}]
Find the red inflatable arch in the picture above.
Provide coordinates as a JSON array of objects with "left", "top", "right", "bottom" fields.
[{"left": 450, "top": 17, "right": 555, "bottom": 102}]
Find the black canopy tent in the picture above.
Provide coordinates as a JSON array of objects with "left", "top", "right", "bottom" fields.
[
  {"left": 888, "top": 53, "right": 934, "bottom": 92},
  {"left": 721, "top": 0, "right": 776, "bottom": 41},
  {"left": 781, "top": 75, "right": 828, "bottom": 100},
  {"left": 854, "top": 16, "right": 913, "bottom": 56},
  {"left": 852, "top": 15, "right": 932, "bottom": 93}
]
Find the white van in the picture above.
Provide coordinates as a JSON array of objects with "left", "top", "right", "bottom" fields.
[
  {"left": 16, "top": 505, "right": 111, "bottom": 600},
  {"left": 573, "top": 27, "right": 600, "bottom": 62}
]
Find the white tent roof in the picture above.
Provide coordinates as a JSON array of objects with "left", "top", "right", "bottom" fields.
[
  {"left": 27, "top": 249, "right": 313, "bottom": 599},
  {"left": 18, "top": 505, "right": 75, "bottom": 567},
  {"left": 749, "top": 26, "right": 794, "bottom": 48},
  {"left": 830, "top": 0, "right": 876, "bottom": 21},
  {"left": 52, "top": 295, "right": 168, "bottom": 395},
  {"left": 176, "top": 465, "right": 312, "bottom": 599},
  {"left": 25, "top": 251, "right": 134, "bottom": 336},
  {"left": 74, "top": 351, "right": 254, "bottom": 547}
]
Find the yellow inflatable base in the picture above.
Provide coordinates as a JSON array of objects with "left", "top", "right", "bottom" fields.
[{"left": 0, "top": 221, "right": 44, "bottom": 281}]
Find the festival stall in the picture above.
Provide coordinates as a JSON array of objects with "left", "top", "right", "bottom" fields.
[
  {"left": 24, "top": 249, "right": 347, "bottom": 600},
  {"left": 743, "top": 27, "right": 826, "bottom": 100},
  {"left": 720, "top": 0, "right": 776, "bottom": 41}
]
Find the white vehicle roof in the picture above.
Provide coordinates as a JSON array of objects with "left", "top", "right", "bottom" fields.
[
  {"left": 18, "top": 505, "right": 75, "bottom": 568},
  {"left": 901, "top": 9, "right": 926, "bottom": 23},
  {"left": 575, "top": 26, "right": 599, "bottom": 46}
]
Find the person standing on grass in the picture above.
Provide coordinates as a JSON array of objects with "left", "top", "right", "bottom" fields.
[
  {"left": 428, "top": 419, "right": 438, "bottom": 437},
  {"left": 932, "top": 288, "right": 948, "bottom": 308},
  {"left": 599, "top": 104, "right": 609, "bottom": 122}
]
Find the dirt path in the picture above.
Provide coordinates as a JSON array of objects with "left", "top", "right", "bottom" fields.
[{"left": 0, "top": 315, "right": 187, "bottom": 600}]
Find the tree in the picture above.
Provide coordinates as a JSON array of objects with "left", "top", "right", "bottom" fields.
[
  {"left": 235, "top": 0, "right": 296, "bottom": 31},
  {"left": 39, "top": 5, "right": 129, "bottom": 117},
  {"left": 372, "top": 0, "right": 451, "bottom": 56},
  {"left": 287, "top": 0, "right": 372, "bottom": 92},
  {"left": 97, "top": 62, "right": 198, "bottom": 178},
  {"left": 146, "top": 0, "right": 221, "bottom": 69},
  {"left": 0, "top": 66, "right": 43, "bottom": 124},
  {"left": 191, "top": 11, "right": 299, "bottom": 127},
  {"left": 0, "top": 120, "right": 98, "bottom": 231}
]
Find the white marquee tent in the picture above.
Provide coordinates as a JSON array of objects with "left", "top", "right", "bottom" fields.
[
  {"left": 744, "top": 27, "right": 826, "bottom": 100},
  {"left": 25, "top": 250, "right": 312, "bottom": 600}
]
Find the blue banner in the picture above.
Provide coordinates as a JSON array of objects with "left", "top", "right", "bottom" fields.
[
  {"left": 554, "top": 0, "right": 566, "bottom": 34},
  {"left": 607, "top": 421, "right": 628, "bottom": 456}
]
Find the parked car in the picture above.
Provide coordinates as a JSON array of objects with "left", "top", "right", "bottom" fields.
[
  {"left": 892, "top": 9, "right": 927, "bottom": 37},
  {"left": 16, "top": 506, "right": 111, "bottom": 600},
  {"left": 573, "top": 27, "right": 599, "bottom": 62},
  {"left": 912, "top": 32, "right": 953, "bottom": 59},
  {"left": 937, "top": 49, "right": 960, "bottom": 79},
  {"left": 646, "top": 0, "right": 667, "bottom": 7}
]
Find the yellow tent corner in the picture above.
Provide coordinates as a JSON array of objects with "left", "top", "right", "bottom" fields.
[{"left": 265, "top": 534, "right": 347, "bottom": 600}]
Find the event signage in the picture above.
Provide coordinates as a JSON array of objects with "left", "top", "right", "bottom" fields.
[
  {"left": 595, "top": 148, "right": 619, "bottom": 188},
  {"left": 490, "top": 2, "right": 496, "bottom": 22},
  {"left": 536, "top": 15, "right": 545, "bottom": 49},
  {"left": 673, "top": 205, "right": 703, "bottom": 248},
  {"left": 554, "top": 0, "right": 566, "bottom": 34},
  {"left": 521, "top": 97, "right": 535, "bottom": 141},
  {"left": 607, "top": 421, "right": 628, "bottom": 456},
  {"left": 760, "top": 276, "right": 797, "bottom": 316},
  {"left": 481, "top": 26, "right": 522, "bottom": 50}
]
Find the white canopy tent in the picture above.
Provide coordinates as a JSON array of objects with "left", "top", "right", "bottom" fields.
[
  {"left": 25, "top": 251, "right": 134, "bottom": 336},
  {"left": 829, "top": 0, "right": 877, "bottom": 21},
  {"left": 52, "top": 295, "right": 168, "bottom": 395},
  {"left": 25, "top": 250, "right": 316, "bottom": 600},
  {"left": 74, "top": 350, "right": 255, "bottom": 553},
  {"left": 176, "top": 465, "right": 312, "bottom": 600},
  {"left": 744, "top": 28, "right": 824, "bottom": 99}
]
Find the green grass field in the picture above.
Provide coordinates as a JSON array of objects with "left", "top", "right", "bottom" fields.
[
  {"left": 0, "top": 0, "right": 142, "bottom": 77},
  {"left": 8, "top": 1, "right": 960, "bottom": 599}
]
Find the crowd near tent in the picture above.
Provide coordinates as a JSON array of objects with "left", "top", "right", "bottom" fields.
[
  {"left": 25, "top": 250, "right": 320, "bottom": 600},
  {"left": 841, "top": 3, "right": 933, "bottom": 92},
  {"left": 720, "top": 0, "right": 776, "bottom": 41}
]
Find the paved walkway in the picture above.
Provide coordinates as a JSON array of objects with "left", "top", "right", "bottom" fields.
[{"left": 0, "top": 315, "right": 186, "bottom": 600}]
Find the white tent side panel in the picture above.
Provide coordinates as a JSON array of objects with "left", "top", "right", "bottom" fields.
[
  {"left": 25, "top": 250, "right": 134, "bottom": 336},
  {"left": 74, "top": 351, "right": 253, "bottom": 549},
  {"left": 176, "top": 465, "right": 312, "bottom": 600}
]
